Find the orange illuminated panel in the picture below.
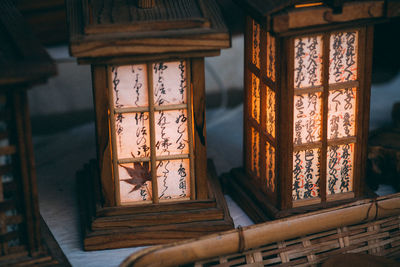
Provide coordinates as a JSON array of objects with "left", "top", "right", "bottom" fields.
[
  {"left": 266, "top": 142, "right": 275, "bottom": 192},
  {"left": 119, "top": 162, "right": 152, "bottom": 203},
  {"left": 266, "top": 86, "right": 275, "bottom": 138},
  {"left": 251, "top": 74, "right": 260, "bottom": 123},
  {"left": 293, "top": 93, "right": 322, "bottom": 145},
  {"left": 252, "top": 20, "right": 261, "bottom": 68},
  {"left": 329, "top": 31, "right": 358, "bottom": 84},
  {"left": 292, "top": 148, "right": 321, "bottom": 201},
  {"left": 153, "top": 61, "right": 187, "bottom": 106},
  {"left": 327, "top": 143, "right": 354, "bottom": 195},
  {"left": 328, "top": 88, "right": 357, "bottom": 139},
  {"left": 266, "top": 32, "right": 276, "bottom": 82},
  {"left": 250, "top": 127, "right": 260, "bottom": 177},
  {"left": 157, "top": 159, "right": 191, "bottom": 201},
  {"left": 115, "top": 112, "right": 150, "bottom": 159},
  {"left": 111, "top": 65, "right": 148, "bottom": 108},
  {"left": 155, "top": 109, "right": 189, "bottom": 156},
  {"left": 294, "top": 36, "right": 323, "bottom": 89}
]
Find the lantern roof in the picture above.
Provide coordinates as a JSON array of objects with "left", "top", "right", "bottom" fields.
[
  {"left": 0, "top": 1, "right": 56, "bottom": 86},
  {"left": 235, "top": 0, "right": 398, "bottom": 33},
  {"left": 67, "top": 0, "right": 230, "bottom": 59}
]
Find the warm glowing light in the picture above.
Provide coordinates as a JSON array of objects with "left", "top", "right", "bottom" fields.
[{"left": 295, "top": 2, "right": 323, "bottom": 8}]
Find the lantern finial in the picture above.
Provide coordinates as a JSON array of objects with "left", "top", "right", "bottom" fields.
[{"left": 137, "top": 0, "right": 155, "bottom": 8}]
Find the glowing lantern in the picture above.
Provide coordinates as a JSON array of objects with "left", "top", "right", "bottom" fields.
[
  {"left": 66, "top": 0, "right": 233, "bottom": 250},
  {"left": 223, "top": 0, "right": 395, "bottom": 220}
]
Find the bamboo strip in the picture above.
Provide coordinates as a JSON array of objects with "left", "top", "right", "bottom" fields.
[{"left": 121, "top": 193, "right": 400, "bottom": 267}]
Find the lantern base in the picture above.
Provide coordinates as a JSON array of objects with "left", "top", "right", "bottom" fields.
[
  {"left": 77, "top": 159, "right": 234, "bottom": 251},
  {"left": 221, "top": 167, "right": 374, "bottom": 223},
  {"left": 1, "top": 215, "right": 70, "bottom": 266}
]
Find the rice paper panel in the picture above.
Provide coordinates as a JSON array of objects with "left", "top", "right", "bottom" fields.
[
  {"left": 329, "top": 31, "right": 358, "bottom": 84},
  {"left": 251, "top": 74, "right": 260, "bottom": 123},
  {"left": 119, "top": 162, "right": 152, "bottom": 204},
  {"left": 328, "top": 88, "right": 357, "bottom": 139},
  {"left": 153, "top": 61, "right": 187, "bottom": 106},
  {"left": 292, "top": 148, "right": 321, "bottom": 201},
  {"left": 250, "top": 128, "right": 260, "bottom": 178},
  {"left": 155, "top": 109, "right": 189, "bottom": 156},
  {"left": 111, "top": 65, "right": 148, "bottom": 108},
  {"left": 115, "top": 112, "right": 150, "bottom": 159},
  {"left": 266, "top": 86, "right": 275, "bottom": 138},
  {"left": 327, "top": 143, "right": 354, "bottom": 195},
  {"left": 157, "top": 159, "right": 191, "bottom": 200},
  {"left": 252, "top": 20, "right": 261, "bottom": 68},
  {"left": 266, "top": 32, "right": 276, "bottom": 81},
  {"left": 293, "top": 92, "right": 322, "bottom": 145},
  {"left": 265, "top": 142, "right": 276, "bottom": 192},
  {"left": 294, "top": 36, "right": 323, "bottom": 89}
]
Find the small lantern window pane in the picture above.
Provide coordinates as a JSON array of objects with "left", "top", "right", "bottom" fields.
[
  {"left": 292, "top": 148, "right": 321, "bottom": 201},
  {"left": 328, "top": 88, "right": 357, "bottom": 139},
  {"left": 266, "top": 33, "right": 276, "bottom": 82},
  {"left": 115, "top": 112, "right": 151, "bottom": 159},
  {"left": 251, "top": 74, "right": 261, "bottom": 123},
  {"left": 327, "top": 143, "right": 354, "bottom": 195},
  {"left": 329, "top": 31, "right": 358, "bottom": 84},
  {"left": 112, "top": 65, "right": 148, "bottom": 108},
  {"left": 155, "top": 109, "right": 189, "bottom": 156},
  {"left": 293, "top": 92, "right": 322, "bottom": 145},
  {"left": 252, "top": 20, "right": 261, "bottom": 69},
  {"left": 119, "top": 162, "right": 152, "bottom": 203},
  {"left": 266, "top": 86, "right": 276, "bottom": 138},
  {"left": 157, "top": 159, "right": 191, "bottom": 200},
  {"left": 265, "top": 141, "right": 276, "bottom": 192},
  {"left": 250, "top": 127, "right": 260, "bottom": 177},
  {"left": 153, "top": 61, "right": 187, "bottom": 106},
  {"left": 294, "top": 36, "right": 323, "bottom": 89}
]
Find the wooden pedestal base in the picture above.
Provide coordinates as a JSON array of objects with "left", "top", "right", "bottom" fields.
[
  {"left": 221, "top": 167, "right": 373, "bottom": 223},
  {"left": 77, "top": 159, "right": 234, "bottom": 251},
  {"left": 1, "top": 216, "right": 70, "bottom": 266}
]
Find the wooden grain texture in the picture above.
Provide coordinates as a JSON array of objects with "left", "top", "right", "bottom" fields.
[
  {"left": 121, "top": 193, "right": 400, "bottom": 267},
  {"left": 0, "top": 0, "right": 56, "bottom": 85},
  {"left": 91, "top": 65, "right": 115, "bottom": 207},
  {"left": 192, "top": 58, "right": 208, "bottom": 200},
  {"left": 137, "top": 0, "right": 156, "bottom": 9},
  {"left": 67, "top": 0, "right": 230, "bottom": 58},
  {"left": 77, "top": 159, "right": 233, "bottom": 250},
  {"left": 84, "top": 0, "right": 209, "bottom": 34}
]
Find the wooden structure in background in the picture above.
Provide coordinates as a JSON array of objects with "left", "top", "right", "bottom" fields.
[
  {"left": 0, "top": 1, "right": 69, "bottom": 266},
  {"left": 67, "top": 0, "right": 234, "bottom": 250},
  {"left": 14, "top": 0, "right": 68, "bottom": 45},
  {"left": 121, "top": 193, "right": 400, "bottom": 266},
  {"left": 221, "top": 0, "right": 398, "bottom": 221}
]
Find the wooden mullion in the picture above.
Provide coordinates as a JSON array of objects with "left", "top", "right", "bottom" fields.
[
  {"left": 356, "top": 26, "right": 373, "bottom": 197},
  {"left": 280, "top": 36, "right": 293, "bottom": 210},
  {"left": 13, "top": 91, "right": 35, "bottom": 254},
  {"left": 108, "top": 67, "right": 122, "bottom": 205},
  {"left": 192, "top": 58, "right": 208, "bottom": 199},
  {"left": 186, "top": 60, "right": 196, "bottom": 200},
  {"left": 294, "top": 86, "right": 324, "bottom": 95},
  {"left": 327, "top": 137, "right": 357, "bottom": 147},
  {"left": 155, "top": 154, "right": 190, "bottom": 162},
  {"left": 259, "top": 22, "right": 267, "bottom": 189},
  {"left": 147, "top": 63, "right": 159, "bottom": 204},
  {"left": 293, "top": 142, "right": 322, "bottom": 152},
  {"left": 118, "top": 157, "right": 151, "bottom": 164},
  {"left": 248, "top": 64, "right": 275, "bottom": 89},
  {"left": 328, "top": 80, "right": 359, "bottom": 91},
  {"left": 244, "top": 16, "right": 252, "bottom": 173},
  {"left": 248, "top": 117, "right": 262, "bottom": 131},
  {"left": 154, "top": 104, "right": 188, "bottom": 111},
  {"left": 321, "top": 32, "right": 330, "bottom": 204},
  {"left": 262, "top": 131, "right": 276, "bottom": 148},
  {"left": 114, "top": 106, "right": 148, "bottom": 114}
]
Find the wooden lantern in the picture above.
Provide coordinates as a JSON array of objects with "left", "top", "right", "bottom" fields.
[
  {"left": 0, "top": 1, "right": 69, "bottom": 266},
  {"left": 222, "top": 0, "right": 396, "bottom": 221},
  {"left": 66, "top": 0, "right": 234, "bottom": 250}
]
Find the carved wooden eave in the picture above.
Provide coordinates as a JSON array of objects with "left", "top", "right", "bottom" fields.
[
  {"left": 66, "top": 0, "right": 230, "bottom": 59},
  {"left": 234, "top": 0, "right": 397, "bottom": 35}
]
